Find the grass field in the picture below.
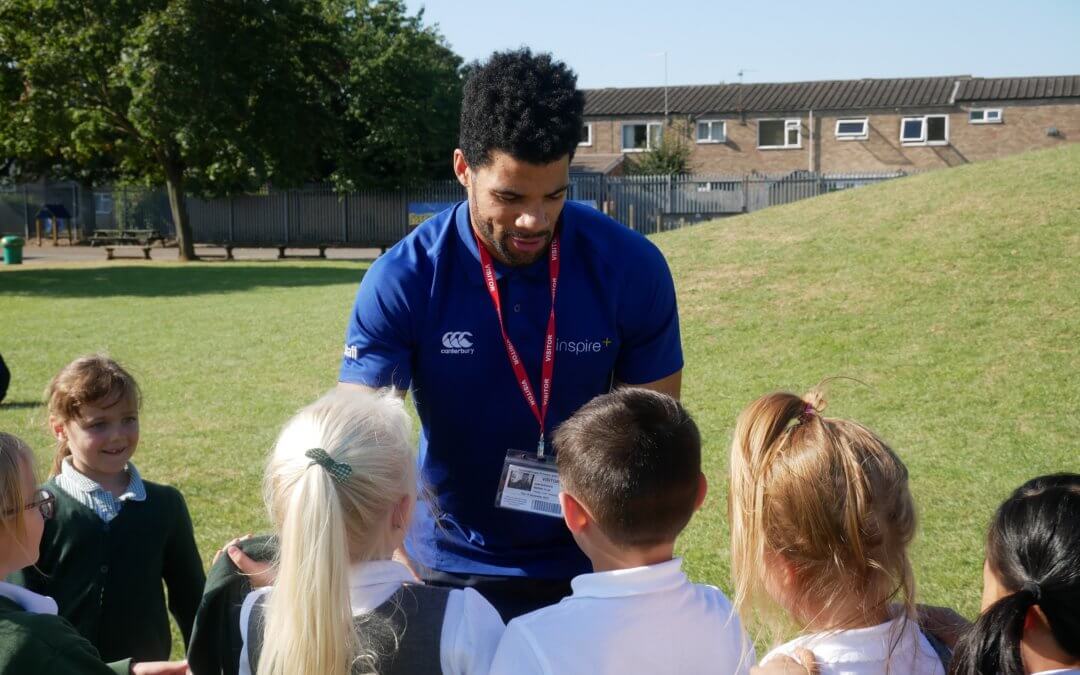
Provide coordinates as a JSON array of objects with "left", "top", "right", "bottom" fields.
[{"left": 1, "top": 144, "right": 1078, "bottom": 655}]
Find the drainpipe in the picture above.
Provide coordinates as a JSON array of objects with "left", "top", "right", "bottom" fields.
[{"left": 808, "top": 109, "right": 814, "bottom": 172}]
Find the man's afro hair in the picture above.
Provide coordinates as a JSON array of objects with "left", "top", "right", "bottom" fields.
[{"left": 459, "top": 48, "right": 585, "bottom": 167}]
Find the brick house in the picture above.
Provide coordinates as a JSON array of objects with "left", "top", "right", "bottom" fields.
[{"left": 573, "top": 75, "right": 1080, "bottom": 174}]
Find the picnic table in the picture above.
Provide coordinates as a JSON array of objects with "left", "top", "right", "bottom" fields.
[{"left": 88, "top": 229, "right": 167, "bottom": 247}]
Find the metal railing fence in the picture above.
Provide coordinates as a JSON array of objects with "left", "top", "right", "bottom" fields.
[{"left": 0, "top": 170, "right": 912, "bottom": 244}]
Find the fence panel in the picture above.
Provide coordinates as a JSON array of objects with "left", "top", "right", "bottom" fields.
[
  {"left": 4, "top": 170, "right": 911, "bottom": 247},
  {"left": 347, "top": 189, "right": 408, "bottom": 246},
  {"left": 290, "top": 187, "right": 345, "bottom": 244},
  {"left": 0, "top": 185, "right": 32, "bottom": 236}
]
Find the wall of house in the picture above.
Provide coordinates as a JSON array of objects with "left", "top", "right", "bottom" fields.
[{"left": 581, "top": 99, "right": 1080, "bottom": 174}]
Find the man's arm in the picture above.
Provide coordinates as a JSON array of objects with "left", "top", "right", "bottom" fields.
[{"left": 616, "top": 370, "right": 682, "bottom": 400}]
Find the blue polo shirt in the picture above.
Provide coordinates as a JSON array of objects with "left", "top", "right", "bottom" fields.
[{"left": 339, "top": 200, "right": 682, "bottom": 578}]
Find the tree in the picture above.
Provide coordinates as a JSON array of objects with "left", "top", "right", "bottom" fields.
[
  {"left": 624, "top": 126, "right": 693, "bottom": 175},
  {"left": 322, "top": 0, "right": 464, "bottom": 190},
  {"left": 0, "top": 0, "right": 339, "bottom": 260}
]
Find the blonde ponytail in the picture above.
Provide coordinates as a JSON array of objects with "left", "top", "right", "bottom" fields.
[
  {"left": 728, "top": 389, "right": 917, "bottom": 646},
  {"left": 258, "top": 389, "right": 415, "bottom": 675}
]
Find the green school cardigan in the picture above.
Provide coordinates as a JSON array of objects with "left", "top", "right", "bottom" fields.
[
  {"left": 0, "top": 596, "right": 130, "bottom": 674},
  {"left": 8, "top": 477, "right": 206, "bottom": 662}
]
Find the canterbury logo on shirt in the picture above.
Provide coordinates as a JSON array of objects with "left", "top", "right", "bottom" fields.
[{"left": 441, "top": 331, "right": 475, "bottom": 354}]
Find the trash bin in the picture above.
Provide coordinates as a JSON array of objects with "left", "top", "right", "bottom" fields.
[{"left": 1, "top": 236, "right": 24, "bottom": 265}]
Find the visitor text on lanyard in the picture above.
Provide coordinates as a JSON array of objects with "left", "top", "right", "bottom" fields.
[{"left": 475, "top": 232, "right": 559, "bottom": 458}]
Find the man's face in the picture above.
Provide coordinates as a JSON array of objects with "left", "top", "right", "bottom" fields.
[{"left": 454, "top": 149, "right": 570, "bottom": 267}]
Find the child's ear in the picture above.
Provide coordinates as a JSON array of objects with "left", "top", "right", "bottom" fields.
[
  {"left": 560, "top": 491, "right": 590, "bottom": 534},
  {"left": 50, "top": 416, "right": 65, "bottom": 439},
  {"left": 1023, "top": 604, "right": 1050, "bottom": 633},
  {"left": 694, "top": 472, "right": 708, "bottom": 511}
]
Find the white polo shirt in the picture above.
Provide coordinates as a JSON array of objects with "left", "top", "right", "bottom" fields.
[
  {"left": 489, "top": 558, "right": 753, "bottom": 675},
  {"left": 760, "top": 613, "right": 946, "bottom": 675}
]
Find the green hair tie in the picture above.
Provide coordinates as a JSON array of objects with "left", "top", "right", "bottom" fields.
[{"left": 304, "top": 448, "right": 352, "bottom": 485}]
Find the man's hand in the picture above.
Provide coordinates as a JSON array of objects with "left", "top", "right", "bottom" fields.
[
  {"left": 214, "top": 535, "right": 275, "bottom": 588},
  {"left": 751, "top": 649, "right": 819, "bottom": 675},
  {"left": 131, "top": 660, "right": 188, "bottom": 675}
]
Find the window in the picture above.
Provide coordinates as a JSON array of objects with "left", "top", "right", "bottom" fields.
[
  {"left": 969, "top": 108, "right": 1003, "bottom": 124},
  {"left": 696, "top": 120, "right": 726, "bottom": 143},
  {"left": 579, "top": 123, "right": 593, "bottom": 146},
  {"left": 900, "top": 115, "right": 949, "bottom": 145},
  {"left": 835, "top": 118, "right": 869, "bottom": 140},
  {"left": 621, "top": 122, "right": 662, "bottom": 152},
  {"left": 758, "top": 119, "right": 801, "bottom": 149}
]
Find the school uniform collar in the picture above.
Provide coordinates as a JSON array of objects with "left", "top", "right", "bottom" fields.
[
  {"left": 347, "top": 559, "right": 417, "bottom": 612},
  {"left": 60, "top": 457, "right": 147, "bottom": 503},
  {"left": 569, "top": 557, "right": 687, "bottom": 599},
  {"left": 794, "top": 614, "right": 921, "bottom": 663},
  {"left": 0, "top": 581, "right": 58, "bottom": 615},
  {"left": 455, "top": 199, "right": 573, "bottom": 286}
]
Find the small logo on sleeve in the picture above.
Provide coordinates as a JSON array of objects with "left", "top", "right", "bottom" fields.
[
  {"left": 441, "top": 331, "right": 475, "bottom": 355},
  {"left": 343, "top": 345, "right": 359, "bottom": 360}
]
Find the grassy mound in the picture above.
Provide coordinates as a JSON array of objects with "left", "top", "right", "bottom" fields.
[{"left": 663, "top": 144, "right": 1079, "bottom": 613}]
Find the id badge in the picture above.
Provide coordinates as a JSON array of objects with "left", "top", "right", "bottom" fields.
[{"left": 494, "top": 449, "right": 563, "bottom": 518}]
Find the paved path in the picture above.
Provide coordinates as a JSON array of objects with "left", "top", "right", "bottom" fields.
[{"left": 5, "top": 243, "right": 381, "bottom": 266}]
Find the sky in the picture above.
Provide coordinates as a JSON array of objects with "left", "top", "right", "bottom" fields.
[{"left": 404, "top": 0, "right": 1080, "bottom": 89}]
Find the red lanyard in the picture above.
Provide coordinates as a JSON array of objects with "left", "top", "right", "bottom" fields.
[{"left": 475, "top": 232, "right": 560, "bottom": 458}]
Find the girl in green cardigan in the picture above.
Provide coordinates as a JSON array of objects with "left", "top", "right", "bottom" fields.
[
  {"left": 0, "top": 431, "right": 186, "bottom": 674},
  {"left": 8, "top": 355, "right": 205, "bottom": 663}
]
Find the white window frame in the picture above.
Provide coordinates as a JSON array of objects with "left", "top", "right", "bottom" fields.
[
  {"left": 695, "top": 119, "right": 727, "bottom": 144},
  {"left": 900, "top": 114, "right": 949, "bottom": 146},
  {"left": 757, "top": 118, "right": 802, "bottom": 149},
  {"left": 579, "top": 123, "right": 593, "bottom": 146},
  {"left": 969, "top": 108, "right": 1003, "bottom": 124},
  {"left": 620, "top": 121, "right": 663, "bottom": 152},
  {"left": 835, "top": 118, "right": 869, "bottom": 140}
]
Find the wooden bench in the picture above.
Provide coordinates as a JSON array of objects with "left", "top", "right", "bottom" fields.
[
  {"left": 277, "top": 245, "right": 328, "bottom": 259},
  {"left": 104, "top": 246, "right": 154, "bottom": 260}
]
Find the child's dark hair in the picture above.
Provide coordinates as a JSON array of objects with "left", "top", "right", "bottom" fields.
[
  {"left": 554, "top": 388, "right": 701, "bottom": 548},
  {"left": 950, "top": 473, "right": 1080, "bottom": 675},
  {"left": 45, "top": 354, "right": 141, "bottom": 477},
  {"left": 459, "top": 47, "right": 585, "bottom": 168}
]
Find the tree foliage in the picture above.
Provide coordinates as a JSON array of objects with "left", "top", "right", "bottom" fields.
[
  {"left": 0, "top": 0, "right": 463, "bottom": 259},
  {"left": 323, "top": 0, "right": 463, "bottom": 190},
  {"left": 624, "top": 126, "right": 694, "bottom": 175}
]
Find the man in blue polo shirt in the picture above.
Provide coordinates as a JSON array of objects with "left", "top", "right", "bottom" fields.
[{"left": 337, "top": 48, "right": 683, "bottom": 620}]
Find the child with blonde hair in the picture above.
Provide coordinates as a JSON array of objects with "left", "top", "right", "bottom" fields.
[
  {"left": 240, "top": 388, "right": 503, "bottom": 675},
  {"left": 728, "top": 390, "right": 946, "bottom": 674},
  {"left": 0, "top": 431, "right": 186, "bottom": 674},
  {"left": 8, "top": 354, "right": 205, "bottom": 662}
]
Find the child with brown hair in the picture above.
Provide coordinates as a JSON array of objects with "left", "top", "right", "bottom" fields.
[
  {"left": 8, "top": 355, "right": 205, "bottom": 663},
  {"left": 0, "top": 431, "right": 186, "bottom": 674},
  {"left": 728, "top": 390, "right": 946, "bottom": 674},
  {"left": 490, "top": 388, "right": 752, "bottom": 674}
]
